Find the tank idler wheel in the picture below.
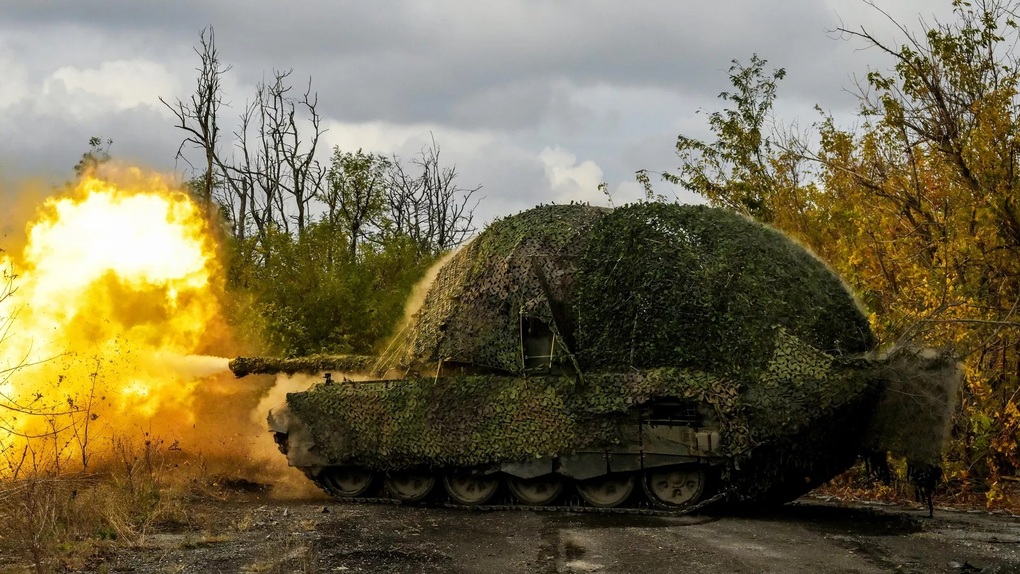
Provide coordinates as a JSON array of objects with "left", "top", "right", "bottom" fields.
[
  {"left": 643, "top": 466, "right": 706, "bottom": 508},
  {"left": 385, "top": 471, "right": 436, "bottom": 503},
  {"left": 507, "top": 475, "right": 564, "bottom": 506},
  {"left": 322, "top": 467, "right": 374, "bottom": 498},
  {"left": 576, "top": 473, "right": 636, "bottom": 508},
  {"left": 443, "top": 472, "right": 499, "bottom": 506}
]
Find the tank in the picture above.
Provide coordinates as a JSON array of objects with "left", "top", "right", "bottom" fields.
[{"left": 234, "top": 203, "right": 960, "bottom": 510}]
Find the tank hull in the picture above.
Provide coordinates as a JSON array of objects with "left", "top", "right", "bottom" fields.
[{"left": 269, "top": 339, "right": 884, "bottom": 508}]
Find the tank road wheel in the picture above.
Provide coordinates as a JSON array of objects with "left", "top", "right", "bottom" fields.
[
  {"left": 643, "top": 466, "right": 706, "bottom": 508},
  {"left": 443, "top": 473, "right": 499, "bottom": 506},
  {"left": 322, "top": 467, "right": 374, "bottom": 498},
  {"left": 576, "top": 474, "right": 636, "bottom": 508},
  {"left": 507, "top": 476, "right": 564, "bottom": 506},
  {"left": 385, "top": 471, "right": 436, "bottom": 503}
]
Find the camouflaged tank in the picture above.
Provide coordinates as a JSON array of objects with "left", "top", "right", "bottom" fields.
[{"left": 233, "top": 203, "right": 959, "bottom": 510}]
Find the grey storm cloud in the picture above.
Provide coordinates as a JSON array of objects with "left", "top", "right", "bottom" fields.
[{"left": 0, "top": 0, "right": 956, "bottom": 223}]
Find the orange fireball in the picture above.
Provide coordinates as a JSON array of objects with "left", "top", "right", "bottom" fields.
[{"left": 0, "top": 170, "right": 228, "bottom": 467}]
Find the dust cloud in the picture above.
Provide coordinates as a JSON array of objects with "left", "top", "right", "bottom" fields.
[
  {"left": 145, "top": 353, "right": 232, "bottom": 378},
  {"left": 373, "top": 246, "right": 464, "bottom": 370}
]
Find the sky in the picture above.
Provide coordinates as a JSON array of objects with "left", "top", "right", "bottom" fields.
[{"left": 0, "top": 0, "right": 957, "bottom": 227}]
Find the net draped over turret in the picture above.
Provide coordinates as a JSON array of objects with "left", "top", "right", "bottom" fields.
[
  {"left": 392, "top": 202, "right": 874, "bottom": 376},
  {"left": 249, "top": 202, "right": 958, "bottom": 510}
]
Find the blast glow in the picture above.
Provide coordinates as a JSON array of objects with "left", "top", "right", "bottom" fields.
[{"left": 0, "top": 173, "right": 231, "bottom": 464}]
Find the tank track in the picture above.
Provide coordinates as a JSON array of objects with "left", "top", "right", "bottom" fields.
[{"left": 310, "top": 475, "right": 728, "bottom": 517}]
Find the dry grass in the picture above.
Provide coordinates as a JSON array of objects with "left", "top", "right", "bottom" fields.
[
  {"left": 0, "top": 435, "right": 278, "bottom": 574},
  {"left": 0, "top": 468, "right": 187, "bottom": 571}
]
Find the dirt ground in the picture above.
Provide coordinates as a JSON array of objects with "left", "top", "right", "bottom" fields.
[{"left": 26, "top": 493, "right": 1020, "bottom": 574}]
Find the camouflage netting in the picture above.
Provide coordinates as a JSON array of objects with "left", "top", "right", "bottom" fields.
[
  {"left": 229, "top": 355, "right": 377, "bottom": 378},
  {"left": 393, "top": 203, "right": 873, "bottom": 377},
  {"left": 863, "top": 347, "right": 962, "bottom": 466},
  {"left": 286, "top": 331, "right": 884, "bottom": 473},
  {"left": 393, "top": 204, "right": 606, "bottom": 373},
  {"left": 574, "top": 203, "right": 874, "bottom": 375}
]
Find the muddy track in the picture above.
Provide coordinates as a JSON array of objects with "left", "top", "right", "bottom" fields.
[{"left": 32, "top": 497, "right": 1020, "bottom": 574}]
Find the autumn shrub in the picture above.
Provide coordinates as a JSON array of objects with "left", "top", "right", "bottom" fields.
[{"left": 660, "top": 0, "right": 1020, "bottom": 497}]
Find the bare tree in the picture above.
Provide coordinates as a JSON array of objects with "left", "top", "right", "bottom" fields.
[
  {"left": 0, "top": 258, "right": 18, "bottom": 377},
  {"left": 0, "top": 260, "right": 78, "bottom": 443},
  {"left": 417, "top": 135, "right": 480, "bottom": 253},
  {"left": 160, "top": 26, "right": 229, "bottom": 215},
  {"left": 228, "top": 70, "right": 325, "bottom": 242},
  {"left": 385, "top": 155, "right": 425, "bottom": 246},
  {"left": 387, "top": 135, "right": 480, "bottom": 257},
  {"left": 228, "top": 101, "right": 263, "bottom": 244},
  {"left": 262, "top": 71, "right": 324, "bottom": 235},
  {"left": 162, "top": 30, "right": 477, "bottom": 264},
  {"left": 161, "top": 29, "right": 325, "bottom": 244}
]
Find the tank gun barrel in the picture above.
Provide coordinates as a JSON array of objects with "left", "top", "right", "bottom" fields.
[{"left": 229, "top": 354, "right": 376, "bottom": 378}]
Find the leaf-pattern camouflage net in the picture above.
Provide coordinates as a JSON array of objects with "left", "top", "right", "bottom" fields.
[
  {"left": 394, "top": 203, "right": 873, "bottom": 378},
  {"left": 574, "top": 203, "right": 875, "bottom": 375},
  {"left": 286, "top": 330, "right": 884, "bottom": 471},
  {"left": 863, "top": 347, "right": 961, "bottom": 466},
  {"left": 229, "top": 355, "right": 376, "bottom": 378},
  {"left": 394, "top": 204, "right": 606, "bottom": 373}
]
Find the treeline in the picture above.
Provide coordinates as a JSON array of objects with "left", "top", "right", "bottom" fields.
[
  {"left": 161, "top": 29, "right": 479, "bottom": 356},
  {"left": 661, "top": 0, "right": 1020, "bottom": 494}
]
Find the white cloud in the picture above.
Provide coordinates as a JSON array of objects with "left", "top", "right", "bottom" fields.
[
  {"left": 0, "top": 47, "right": 30, "bottom": 109},
  {"left": 319, "top": 119, "right": 497, "bottom": 157},
  {"left": 42, "top": 59, "right": 180, "bottom": 120},
  {"left": 538, "top": 146, "right": 606, "bottom": 205}
]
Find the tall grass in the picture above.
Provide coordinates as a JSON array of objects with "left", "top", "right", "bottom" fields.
[{"left": 0, "top": 432, "right": 272, "bottom": 573}]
